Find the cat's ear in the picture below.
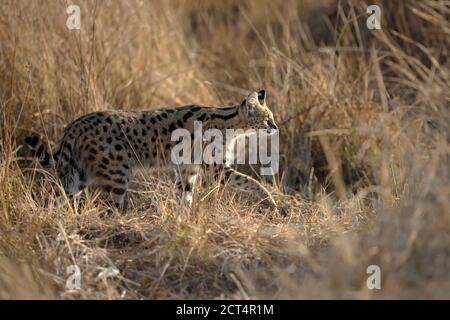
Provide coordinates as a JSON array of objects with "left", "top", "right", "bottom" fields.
[
  {"left": 238, "top": 96, "right": 248, "bottom": 117},
  {"left": 257, "top": 89, "right": 266, "bottom": 105},
  {"left": 246, "top": 91, "right": 260, "bottom": 111},
  {"left": 239, "top": 92, "right": 258, "bottom": 117}
]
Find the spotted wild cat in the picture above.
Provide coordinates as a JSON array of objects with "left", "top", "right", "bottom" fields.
[{"left": 25, "top": 89, "right": 280, "bottom": 212}]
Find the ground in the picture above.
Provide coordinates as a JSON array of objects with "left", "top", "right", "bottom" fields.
[{"left": 0, "top": 0, "right": 449, "bottom": 299}]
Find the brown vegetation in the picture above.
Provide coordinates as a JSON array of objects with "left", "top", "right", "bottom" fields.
[{"left": 0, "top": 0, "right": 449, "bottom": 299}]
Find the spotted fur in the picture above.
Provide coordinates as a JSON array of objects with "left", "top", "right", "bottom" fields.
[{"left": 25, "top": 89, "right": 279, "bottom": 211}]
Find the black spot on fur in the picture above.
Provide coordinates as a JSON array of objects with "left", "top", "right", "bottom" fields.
[
  {"left": 97, "top": 171, "right": 111, "bottom": 180},
  {"left": 112, "top": 188, "right": 126, "bottom": 195},
  {"left": 102, "top": 185, "right": 112, "bottom": 192},
  {"left": 182, "top": 111, "right": 194, "bottom": 122},
  {"left": 113, "top": 178, "right": 126, "bottom": 185},
  {"left": 25, "top": 135, "right": 39, "bottom": 147},
  {"left": 223, "top": 168, "right": 233, "bottom": 180},
  {"left": 111, "top": 169, "right": 126, "bottom": 176},
  {"left": 197, "top": 113, "right": 207, "bottom": 122}
]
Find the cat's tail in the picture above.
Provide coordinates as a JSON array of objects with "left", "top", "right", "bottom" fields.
[{"left": 24, "top": 134, "right": 56, "bottom": 167}]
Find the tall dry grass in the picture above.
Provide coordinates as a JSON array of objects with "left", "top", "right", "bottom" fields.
[{"left": 0, "top": 0, "right": 449, "bottom": 299}]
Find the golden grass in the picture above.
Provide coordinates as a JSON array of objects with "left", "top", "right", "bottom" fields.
[{"left": 0, "top": 0, "right": 449, "bottom": 299}]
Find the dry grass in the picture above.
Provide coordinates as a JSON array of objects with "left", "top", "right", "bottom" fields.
[{"left": 0, "top": 0, "right": 449, "bottom": 299}]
